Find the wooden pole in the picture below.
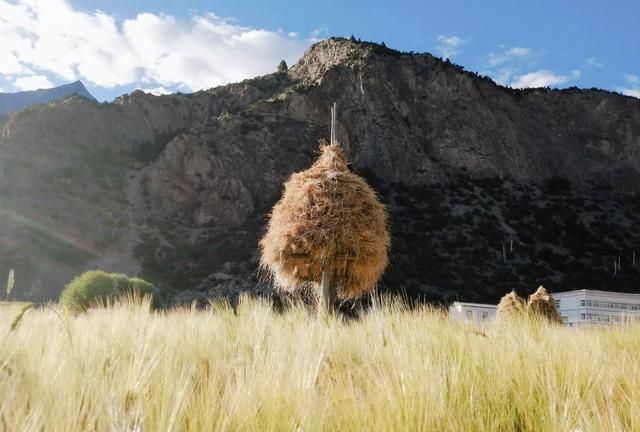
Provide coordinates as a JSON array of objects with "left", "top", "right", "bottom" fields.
[
  {"left": 320, "top": 267, "right": 334, "bottom": 315},
  {"left": 330, "top": 102, "right": 337, "bottom": 145},
  {"left": 319, "top": 102, "right": 338, "bottom": 316}
]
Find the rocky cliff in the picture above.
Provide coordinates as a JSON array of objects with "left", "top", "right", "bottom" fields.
[{"left": 2, "top": 38, "right": 640, "bottom": 304}]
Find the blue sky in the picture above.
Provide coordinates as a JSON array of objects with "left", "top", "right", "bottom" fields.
[{"left": 1, "top": 0, "right": 638, "bottom": 101}]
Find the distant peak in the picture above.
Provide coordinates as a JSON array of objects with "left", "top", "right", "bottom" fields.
[
  {"left": 66, "top": 81, "right": 95, "bottom": 101},
  {"left": 65, "top": 80, "right": 88, "bottom": 90},
  {"left": 0, "top": 80, "right": 96, "bottom": 115}
]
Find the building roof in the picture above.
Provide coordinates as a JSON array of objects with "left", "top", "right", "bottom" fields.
[
  {"left": 551, "top": 289, "right": 640, "bottom": 299},
  {"left": 450, "top": 302, "right": 497, "bottom": 310}
]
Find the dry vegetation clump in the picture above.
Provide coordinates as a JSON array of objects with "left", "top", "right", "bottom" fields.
[
  {"left": 496, "top": 290, "right": 525, "bottom": 321},
  {"left": 259, "top": 141, "right": 389, "bottom": 300},
  {"left": 527, "top": 285, "right": 563, "bottom": 323}
]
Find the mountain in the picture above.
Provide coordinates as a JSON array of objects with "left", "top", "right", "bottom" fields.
[
  {"left": 0, "top": 81, "right": 95, "bottom": 116},
  {"left": 2, "top": 37, "right": 640, "bottom": 305}
]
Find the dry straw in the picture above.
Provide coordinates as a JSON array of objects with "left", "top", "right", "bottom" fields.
[
  {"left": 527, "top": 285, "right": 562, "bottom": 323},
  {"left": 259, "top": 141, "right": 389, "bottom": 300},
  {"left": 497, "top": 290, "right": 525, "bottom": 321}
]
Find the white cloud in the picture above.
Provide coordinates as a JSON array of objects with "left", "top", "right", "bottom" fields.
[
  {"left": 619, "top": 74, "right": 640, "bottom": 98},
  {"left": 622, "top": 89, "right": 640, "bottom": 98},
  {"left": 624, "top": 74, "right": 639, "bottom": 85},
  {"left": 0, "top": 0, "right": 312, "bottom": 92},
  {"left": 136, "top": 86, "right": 173, "bottom": 96},
  {"left": 485, "top": 46, "right": 532, "bottom": 68},
  {"left": 586, "top": 57, "right": 604, "bottom": 69},
  {"left": 436, "top": 35, "right": 466, "bottom": 59},
  {"left": 510, "top": 69, "right": 572, "bottom": 88},
  {"left": 493, "top": 68, "right": 514, "bottom": 85},
  {"left": 310, "top": 27, "right": 328, "bottom": 42},
  {"left": 483, "top": 46, "right": 594, "bottom": 90},
  {"left": 481, "top": 46, "right": 538, "bottom": 85},
  {"left": 13, "top": 74, "right": 53, "bottom": 91},
  {"left": 507, "top": 47, "right": 531, "bottom": 57},
  {"left": 479, "top": 67, "right": 515, "bottom": 86}
]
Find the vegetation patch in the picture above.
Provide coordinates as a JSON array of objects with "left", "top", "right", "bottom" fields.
[
  {"left": 60, "top": 270, "right": 159, "bottom": 311},
  {"left": 375, "top": 174, "right": 640, "bottom": 302},
  {"left": 1, "top": 298, "right": 639, "bottom": 431}
]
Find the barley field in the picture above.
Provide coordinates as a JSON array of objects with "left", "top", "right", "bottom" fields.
[{"left": 1, "top": 297, "right": 639, "bottom": 431}]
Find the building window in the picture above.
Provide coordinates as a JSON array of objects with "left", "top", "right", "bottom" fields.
[
  {"left": 466, "top": 310, "right": 473, "bottom": 319},
  {"left": 580, "top": 299, "right": 634, "bottom": 310},
  {"left": 482, "top": 312, "right": 489, "bottom": 320},
  {"left": 579, "top": 313, "right": 622, "bottom": 323}
]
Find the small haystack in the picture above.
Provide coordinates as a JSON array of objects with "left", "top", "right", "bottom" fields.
[
  {"left": 526, "top": 285, "right": 562, "bottom": 323},
  {"left": 497, "top": 290, "right": 525, "bottom": 321},
  {"left": 259, "top": 141, "right": 389, "bottom": 301}
]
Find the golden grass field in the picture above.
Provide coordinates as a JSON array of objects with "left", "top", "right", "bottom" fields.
[{"left": 1, "top": 297, "right": 639, "bottom": 431}]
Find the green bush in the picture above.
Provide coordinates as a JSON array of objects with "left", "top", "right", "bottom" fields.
[
  {"left": 60, "top": 270, "right": 159, "bottom": 311},
  {"left": 123, "top": 277, "right": 158, "bottom": 301}
]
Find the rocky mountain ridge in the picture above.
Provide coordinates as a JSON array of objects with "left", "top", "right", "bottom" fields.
[
  {"left": 2, "top": 38, "right": 640, "bottom": 304},
  {"left": 0, "top": 81, "right": 95, "bottom": 117}
]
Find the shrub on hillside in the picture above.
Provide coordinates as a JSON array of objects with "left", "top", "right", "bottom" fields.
[{"left": 60, "top": 270, "right": 159, "bottom": 311}]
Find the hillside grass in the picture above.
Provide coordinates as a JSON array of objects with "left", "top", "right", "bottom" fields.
[{"left": 1, "top": 297, "right": 639, "bottom": 431}]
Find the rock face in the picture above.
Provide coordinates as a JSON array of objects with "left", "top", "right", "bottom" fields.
[
  {"left": 2, "top": 37, "right": 640, "bottom": 303},
  {"left": 0, "top": 81, "right": 95, "bottom": 115}
]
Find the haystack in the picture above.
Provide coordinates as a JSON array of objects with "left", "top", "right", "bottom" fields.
[
  {"left": 526, "top": 285, "right": 562, "bottom": 323},
  {"left": 496, "top": 290, "right": 525, "bottom": 321},
  {"left": 259, "top": 141, "right": 389, "bottom": 300}
]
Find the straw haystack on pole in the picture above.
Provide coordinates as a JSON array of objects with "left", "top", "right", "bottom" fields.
[
  {"left": 526, "top": 285, "right": 562, "bottom": 323},
  {"left": 259, "top": 103, "right": 390, "bottom": 314},
  {"left": 496, "top": 290, "right": 525, "bottom": 321}
]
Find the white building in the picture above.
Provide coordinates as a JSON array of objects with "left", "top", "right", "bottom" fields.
[
  {"left": 552, "top": 289, "right": 640, "bottom": 327},
  {"left": 449, "top": 302, "right": 496, "bottom": 324},
  {"left": 449, "top": 289, "right": 640, "bottom": 327}
]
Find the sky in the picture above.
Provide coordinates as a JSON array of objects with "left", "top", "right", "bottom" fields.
[{"left": 0, "top": 0, "right": 638, "bottom": 101}]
